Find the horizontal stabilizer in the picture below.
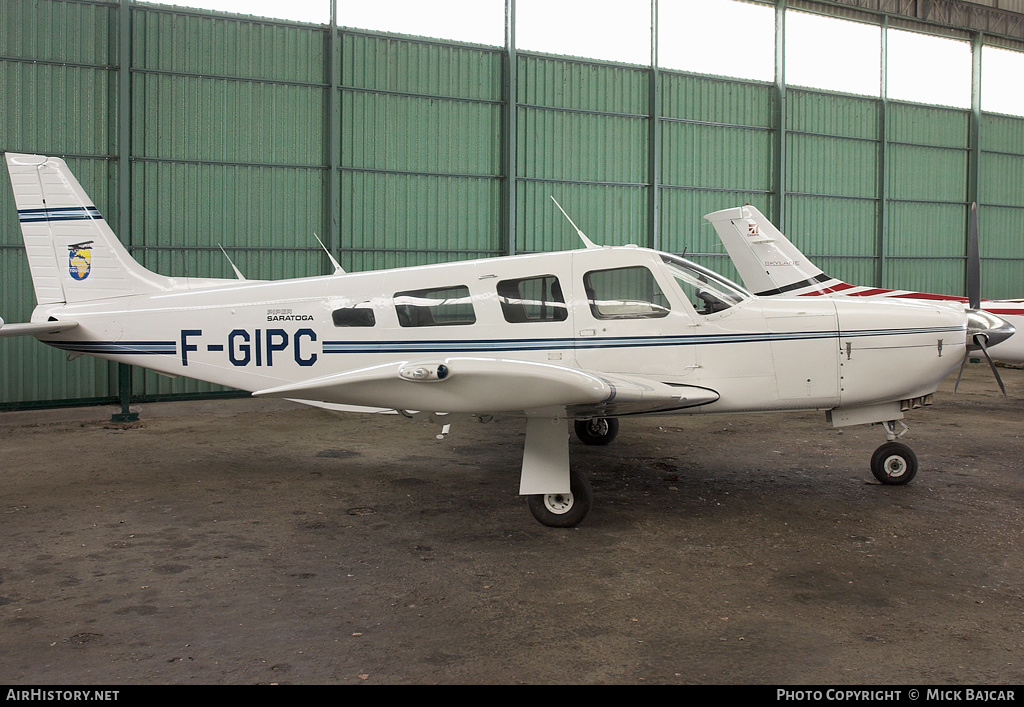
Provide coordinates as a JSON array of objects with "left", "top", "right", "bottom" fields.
[
  {"left": 253, "top": 357, "right": 719, "bottom": 416},
  {"left": 0, "top": 317, "right": 78, "bottom": 338}
]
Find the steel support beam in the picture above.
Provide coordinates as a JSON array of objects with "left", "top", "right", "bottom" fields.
[
  {"left": 774, "top": 0, "right": 788, "bottom": 229},
  {"left": 877, "top": 15, "right": 890, "bottom": 289},
  {"left": 790, "top": 0, "right": 1024, "bottom": 44},
  {"left": 328, "top": 1, "right": 342, "bottom": 270},
  {"left": 648, "top": 0, "right": 661, "bottom": 251},
  {"left": 503, "top": 0, "right": 518, "bottom": 256},
  {"left": 113, "top": 0, "right": 138, "bottom": 423}
]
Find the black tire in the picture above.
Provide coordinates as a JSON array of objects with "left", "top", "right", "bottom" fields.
[
  {"left": 527, "top": 469, "right": 593, "bottom": 527},
  {"left": 574, "top": 417, "right": 619, "bottom": 446},
  {"left": 870, "top": 442, "right": 919, "bottom": 485}
]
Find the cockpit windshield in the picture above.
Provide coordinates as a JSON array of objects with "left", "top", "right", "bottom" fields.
[{"left": 660, "top": 253, "right": 750, "bottom": 315}]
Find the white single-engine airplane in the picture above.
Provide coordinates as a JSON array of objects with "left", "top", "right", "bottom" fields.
[
  {"left": 1, "top": 154, "right": 1013, "bottom": 527},
  {"left": 705, "top": 204, "right": 1021, "bottom": 391}
]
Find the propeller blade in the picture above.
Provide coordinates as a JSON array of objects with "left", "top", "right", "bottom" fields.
[
  {"left": 954, "top": 354, "right": 968, "bottom": 394},
  {"left": 976, "top": 336, "right": 1008, "bottom": 398},
  {"left": 967, "top": 202, "right": 981, "bottom": 310}
]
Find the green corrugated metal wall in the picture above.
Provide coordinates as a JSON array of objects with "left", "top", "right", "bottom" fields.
[
  {"left": 659, "top": 73, "right": 774, "bottom": 277},
  {"left": 517, "top": 56, "right": 649, "bottom": 253},
  {"left": 340, "top": 32, "right": 504, "bottom": 271},
  {"left": 1, "top": 0, "right": 120, "bottom": 406},
  {"left": 980, "top": 112, "right": 1024, "bottom": 297},
  {"left": 2, "top": 0, "right": 1024, "bottom": 409}
]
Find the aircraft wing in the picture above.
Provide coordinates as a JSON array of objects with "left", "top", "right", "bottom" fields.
[
  {"left": 252, "top": 357, "right": 719, "bottom": 417},
  {"left": 0, "top": 317, "right": 79, "bottom": 338}
]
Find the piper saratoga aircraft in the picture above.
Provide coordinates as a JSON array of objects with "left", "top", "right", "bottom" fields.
[
  {"left": 705, "top": 204, "right": 1021, "bottom": 392},
  {"left": 1, "top": 153, "right": 1012, "bottom": 526}
]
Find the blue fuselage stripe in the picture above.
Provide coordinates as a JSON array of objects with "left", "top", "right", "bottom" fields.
[
  {"left": 39, "top": 326, "right": 963, "bottom": 358},
  {"left": 321, "top": 327, "right": 961, "bottom": 354},
  {"left": 43, "top": 341, "right": 176, "bottom": 355}
]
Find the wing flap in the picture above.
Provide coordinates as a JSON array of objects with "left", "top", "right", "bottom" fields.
[
  {"left": 568, "top": 374, "right": 719, "bottom": 417},
  {"left": 253, "top": 357, "right": 718, "bottom": 416}
]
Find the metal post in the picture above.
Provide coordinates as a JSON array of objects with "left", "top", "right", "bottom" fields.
[
  {"left": 112, "top": 363, "right": 138, "bottom": 423},
  {"left": 773, "top": 0, "right": 787, "bottom": 230},
  {"left": 877, "top": 15, "right": 889, "bottom": 289},
  {"left": 328, "top": 0, "right": 342, "bottom": 270},
  {"left": 648, "top": 0, "right": 660, "bottom": 251},
  {"left": 112, "top": 0, "right": 138, "bottom": 423},
  {"left": 503, "top": 0, "right": 518, "bottom": 256}
]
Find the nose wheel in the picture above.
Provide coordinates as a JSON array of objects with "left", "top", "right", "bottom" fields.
[{"left": 870, "top": 441, "right": 918, "bottom": 485}]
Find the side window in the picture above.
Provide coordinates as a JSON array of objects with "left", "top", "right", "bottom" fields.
[
  {"left": 584, "top": 266, "right": 670, "bottom": 320},
  {"left": 394, "top": 285, "right": 476, "bottom": 327},
  {"left": 661, "top": 255, "right": 747, "bottom": 316},
  {"left": 332, "top": 304, "right": 376, "bottom": 327},
  {"left": 497, "top": 275, "right": 568, "bottom": 323}
]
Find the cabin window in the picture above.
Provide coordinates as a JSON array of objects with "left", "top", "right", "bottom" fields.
[
  {"left": 394, "top": 285, "right": 476, "bottom": 327},
  {"left": 497, "top": 275, "right": 568, "bottom": 323},
  {"left": 332, "top": 305, "right": 376, "bottom": 327},
  {"left": 584, "top": 266, "right": 670, "bottom": 320},
  {"left": 660, "top": 253, "right": 748, "bottom": 315}
]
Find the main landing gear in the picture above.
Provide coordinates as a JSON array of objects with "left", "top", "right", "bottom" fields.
[
  {"left": 520, "top": 414, "right": 922, "bottom": 527},
  {"left": 573, "top": 417, "right": 619, "bottom": 446},
  {"left": 870, "top": 420, "right": 919, "bottom": 485},
  {"left": 521, "top": 416, "right": 617, "bottom": 528},
  {"left": 526, "top": 468, "right": 593, "bottom": 528}
]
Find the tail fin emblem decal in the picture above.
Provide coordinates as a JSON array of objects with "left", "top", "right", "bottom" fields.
[{"left": 68, "top": 240, "right": 94, "bottom": 281}]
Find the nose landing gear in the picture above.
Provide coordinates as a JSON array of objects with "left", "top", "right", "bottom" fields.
[
  {"left": 870, "top": 420, "right": 918, "bottom": 485},
  {"left": 871, "top": 441, "right": 919, "bottom": 484}
]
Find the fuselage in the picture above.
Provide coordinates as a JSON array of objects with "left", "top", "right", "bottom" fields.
[
  {"left": 797, "top": 286, "right": 1024, "bottom": 363},
  {"left": 704, "top": 204, "right": 1022, "bottom": 364},
  {"left": 32, "top": 246, "right": 968, "bottom": 418},
  {"left": 0, "top": 153, "right": 983, "bottom": 522}
]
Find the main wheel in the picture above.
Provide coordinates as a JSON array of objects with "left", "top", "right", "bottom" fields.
[
  {"left": 574, "top": 417, "right": 619, "bottom": 446},
  {"left": 870, "top": 442, "right": 919, "bottom": 485},
  {"left": 526, "top": 469, "right": 593, "bottom": 527}
]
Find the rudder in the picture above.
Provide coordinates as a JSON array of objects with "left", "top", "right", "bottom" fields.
[
  {"left": 703, "top": 204, "right": 833, "bottom": 296},
  {"left": 5, "top": 152, "right": 170, "bottom": 305}
]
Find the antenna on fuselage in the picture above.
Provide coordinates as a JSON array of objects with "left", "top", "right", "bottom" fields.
[
  {"left": 550, "top": 196, "right": 600, "bottom": 249},
  {"left": 218, "top": 245, "right": 246, "bottom": 280},
  {"left": 313, "top": 232, "right": 345, "bottom": 274}
]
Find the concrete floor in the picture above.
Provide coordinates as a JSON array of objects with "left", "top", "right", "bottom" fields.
[{"left": 1, "top": 364, "right": 1022, "bottom": 685}]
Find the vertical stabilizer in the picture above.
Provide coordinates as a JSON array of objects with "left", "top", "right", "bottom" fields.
[
  {"left": 703, "top": 205, "right": 833, "bottom": 296},
  {"left": 5, "top": 152, "right": 171, "bottom": 304}
]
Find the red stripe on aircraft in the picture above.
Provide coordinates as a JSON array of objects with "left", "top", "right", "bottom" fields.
[
  {"left": 891, "top": 292, "right": 969, "bottom": 302},
  {"left": 848, "top": 288, "right": 893, "bottom": 297},
  {"left": 798, "top": 282, "right": 855, "bottom": 296},
  {"left": 820, "top": 283, "right": 856, "bottom": 294}
]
